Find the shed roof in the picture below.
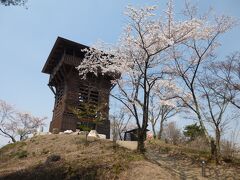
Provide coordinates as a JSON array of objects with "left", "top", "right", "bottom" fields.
[{"left": 125, "top": 128, "right": 150, "bottom": 133}]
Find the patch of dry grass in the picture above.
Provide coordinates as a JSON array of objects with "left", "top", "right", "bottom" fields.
[
  {"left": 0, "top": 134, "right": 148, "bottom": 179},
  {"left": 147, "top": 139, "right": 211, "bottom": 160},
  {"left": 146, "top": 139, "right": 240, "bottom": 179}
]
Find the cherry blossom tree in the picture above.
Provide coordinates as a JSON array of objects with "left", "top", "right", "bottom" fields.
[
  {"left": 163, "top": 121, "right": 182, "bottom": 145},
  {"left": 0, "top": 99, "right": 46, "bottom": 143},
  {"left": 166, "top": 1, "right": 236, "bottom": 144},
  {"left": 16, "top": 112, "right": 46, "bottom": 141},
  {"left": 77, "top": 0, "right": 235, "bottom": 152},
  {"left": 0, "top": 100, "right": 17, "bottom": 142},
  {"left": 110, "top": 108, "right": 132, "bottom": 140}
]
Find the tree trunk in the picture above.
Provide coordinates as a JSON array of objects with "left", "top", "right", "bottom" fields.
[
  {"left": 215, "top": 128, "right": 221, "bottom": 164},
  {"left": 152, "top": 123, "right": 156, "bottom": 139},
  {"left": 0, "top": 129, "right": 16, "bottom": 143},
  {"left": 210, "top": 139, "right": 218, "bottom": 164},
  {"left": 85, "top": 132, "right": 88, "bottom": 145},
  {"left": 137, "top": 129, "right": 145, "bottom": 153},
  {"left": 11, "top": 137, "right": 16, "bottom": 143},
  {"left": 113, "top": 129, "right": 118, "bottom": 150},
  {"left": 138, "top": 62, "right": 149, "bottom": 153},
  {"left": 119, "top": 132, "right": 123, "bottom": 140},
  {"left": 158, "top": 119, "right": 164, "bottom": 140},
  {"left": 192, "top": 91, "right": 211, "bottom": 143}
]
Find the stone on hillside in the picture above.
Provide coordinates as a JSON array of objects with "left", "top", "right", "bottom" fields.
[
  {"left": 70, "top": 132, "right": 80, "bottom": 135},
  {"left": 88, "top": 130, "right": 99, "bottom": 138},
  {"left": 98, "top": 134, "right": 106, "bottom": 139},
  {"left": 64, "top": 130, "right": 73, "bottom": 134},
  {"left": 34, "top": 132, "right": 49, "bottom": 136},
  {"left": 79, "top": 131, "right": 88, "bottom": 135}
]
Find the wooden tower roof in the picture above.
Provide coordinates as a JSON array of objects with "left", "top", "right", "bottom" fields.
[{"left": 42, "top": 37, "right": 89, "bottom": 74}]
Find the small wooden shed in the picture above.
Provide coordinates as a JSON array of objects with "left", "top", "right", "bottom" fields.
[{"left": 124, "top": 128, "right": 149, "bottom": 141}]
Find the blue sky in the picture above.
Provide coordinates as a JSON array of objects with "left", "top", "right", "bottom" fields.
[{"left": 0, "top": 0, "right": 239, "bottom": 146}]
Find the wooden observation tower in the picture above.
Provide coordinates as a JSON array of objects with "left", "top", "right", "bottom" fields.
[{"left": 42, "top": 37, "right": 114, "bottom": 138}]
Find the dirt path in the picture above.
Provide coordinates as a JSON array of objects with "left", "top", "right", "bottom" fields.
[
  {"left": 111, "top": 140, "right": 239, "bottom": 179},
  {"left": 119, "top": 160, "right": 181, "bottom": 180},
  {"left": 145, "top": 149, "right": 240, "bottom": 180},
  {"left": 116, "top": 140, "right": 138, "bottom": 150}
]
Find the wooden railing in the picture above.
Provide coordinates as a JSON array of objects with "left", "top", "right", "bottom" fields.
[{"left": 63, "top": 54, "right": 82, "bottom": 66}]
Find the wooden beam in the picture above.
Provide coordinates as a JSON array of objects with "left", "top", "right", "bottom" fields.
[
  {"left": 48, "top": 84, "right": 56, "bottom": 95},
  {"left": 59, "top": 67, "right": 65, "bottom": 80},
  {"left": 49, "top": 55, "right": 66, "bottom": 83}
]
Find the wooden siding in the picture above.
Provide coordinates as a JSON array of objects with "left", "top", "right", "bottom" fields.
[{"left": 47, "top": 53, "right": 112, "bottom": 138}]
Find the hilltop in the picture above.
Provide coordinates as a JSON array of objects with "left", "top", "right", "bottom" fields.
[
  {"left": 0, "top": 134, "right": 178, "bottom": 180},
  {"left": 0, "top": 134, "right": 239, "bottom": 179}
]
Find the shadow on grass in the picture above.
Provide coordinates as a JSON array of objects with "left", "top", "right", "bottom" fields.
[{"left": 0, "top": 158, "right": 99, "bottom": 180}]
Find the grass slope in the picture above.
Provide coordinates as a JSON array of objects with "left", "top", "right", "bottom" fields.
[{"left": 0, "top": 134, "right": 176, "bottom": 180}]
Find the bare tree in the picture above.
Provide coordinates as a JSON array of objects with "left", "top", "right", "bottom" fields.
[
  {"left": 158, "top": 105, "right": 178, "bottom": 140},
  {"left": 221, "top": 120, "right": 240, "bottom": 160},
  {"left": 198, "top": 65, "right": 236, "bottom": 163},
  {"left": 0, "top": 99, "right": 46, "bottom": 143},
  {"left": 148, "top": 95, "right": 162, "bottom": 139},
  {"left": 163, "top": 121, "right": 182, "bottom": 145},
  {"left": 148, "top": 94, "right": 178, "bottom": 139},
  {"left": 16, "top": 112, "right": 46, "bottom": 141},
  {"left": 208, "top": 52, "right": 240, "bottom": 110},
  {"left": 0, "top": 100, "right": 17, "bottom": 142},
  {"left": 110, "top": 108, "right": 132, "bottom": 140},
  {"left": 202, "top": 54, "right": 240, "bottom": 163},
  {"left": 168, "top": 1, "right": 236, "bottom": 144}
]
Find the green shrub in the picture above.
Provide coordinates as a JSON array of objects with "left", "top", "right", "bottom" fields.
[
  {"left": 0, "top": 141, "right": 27, "bottom": 153},
  {"left": 183, "top": 123, "right": 204, "bottom": 141},
  {"left": 15, "top": 150, "right": 28, "bottom": 159}
]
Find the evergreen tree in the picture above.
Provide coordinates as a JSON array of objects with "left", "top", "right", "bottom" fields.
[{"left": 183, "top": 123, "right": 204, "bottom": 141}]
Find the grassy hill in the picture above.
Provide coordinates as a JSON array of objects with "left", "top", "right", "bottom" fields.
[
  {"left": 0, "top": 134, "right": 239, "bottom": 179},
  {"left": 0, "top": 134, "right": 178, "bottom": 180}
]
